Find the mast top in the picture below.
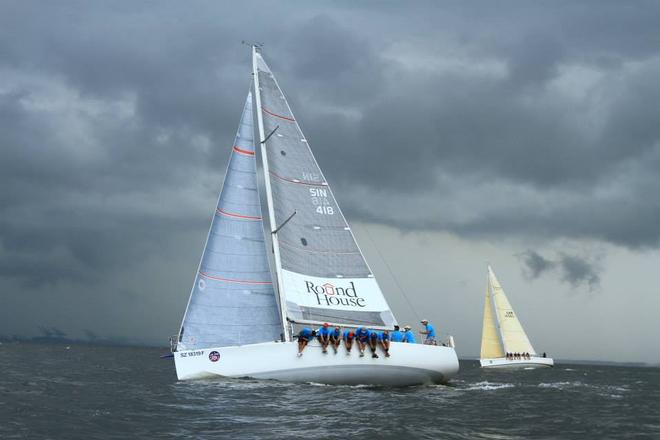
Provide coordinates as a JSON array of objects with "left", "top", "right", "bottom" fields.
[{"left": 243, "top": 40, "right": 264, "bottom": 53}]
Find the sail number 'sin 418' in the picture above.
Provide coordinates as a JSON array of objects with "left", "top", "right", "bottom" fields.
[{"left": 310, "top": 188, "right": 334, "bottom": 215}]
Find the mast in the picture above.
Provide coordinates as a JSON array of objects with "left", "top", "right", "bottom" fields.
[{"left": 253, "top": 45, "right": 291, "bottom": 342}]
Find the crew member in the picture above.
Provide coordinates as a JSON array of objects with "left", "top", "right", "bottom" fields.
[
  {"left": 317, "top": 322, "right": 332, "bottom": 354},
  {"left": 368, "top": 330, "right": 379, "bottom": 358},
  {"left": 342, "top": 328, "right": 355, "bottom": 354},
  {"left": 378, "top": 330, "right": 391, "bottom": 357},
  {"left": 402, "top": 325, "right": 416, "bottom": 343},
  {"left": 390, "top": 325, "right": 404, "bottom": 342},
  {"left": 419, "top": 319, "right": 437, "bottom": 345},
  {"left": 329, "top": 325, "right": 342, "bottom": 354},
  {"left": 355, "top": 326, "right": 371, "bottom": 357},
  {"left": 297, "top": 327, "right": 316, "bottom": 357}
]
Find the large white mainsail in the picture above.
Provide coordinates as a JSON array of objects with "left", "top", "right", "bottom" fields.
[
  {"left": 177, "top": 91, "right": 282, "bottom": 350},
  {"left": 252, "top": 48, "right": 397, "bottom": 333},
  {"left": 487, "top": 266, "right": 535, "bottom": 354}
]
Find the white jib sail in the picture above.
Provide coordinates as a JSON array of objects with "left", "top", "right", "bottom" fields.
[
  {"left": 177, "top": 91, "right": 282, "bottom": 350},
  {"left": 488, "top": 266, "right": 536, "bottom": 354},
  {"left": 252, "top": 47, "right": 397, "bottom": 331}
]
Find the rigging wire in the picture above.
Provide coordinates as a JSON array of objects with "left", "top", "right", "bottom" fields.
[{"left": 360, "top": 224, "right": 422, "bottom": 323}]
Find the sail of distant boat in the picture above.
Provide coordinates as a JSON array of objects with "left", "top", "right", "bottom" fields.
[
  {"left": 480, "top": 272, "right": 505, "bottom": 359},
  {"left": 252, "top": 50, "right": 397, "bottom": 336},
  {"left": 481, "top": 266, "right": 535, "bottom": 357},
  {"left": 177, "top": 91, "right": 282, "bottom": 350}
]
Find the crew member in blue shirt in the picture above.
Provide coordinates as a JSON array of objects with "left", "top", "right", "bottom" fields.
[
  {"left": 329, "top": 325, "right": 342, "bottom": 354},
  {"left": 297, "top": 327, "right": 316, "bottom": 357},
  {"left": 402, "top": 325, "right": 416, "bottom": 344},
  {"left": 342, "top": 329, "right": 355, "bottom": 354},
  {"left": 368, "top": 330, "right": 379, "bottom": 358},
  {"left": 420, "top": 319, "right": 437, "bottom": 345},
  {"left": 390, "top": 325, "right": 403, "bottom": 342},
  {"left": 317, "top": 322, "right": 332, "bottom": 354},
  {"left": 355, "top": 327, "right": 371, "bottom": 357},
  {"left": 378, "top": 330, "right": 391, "bottom": 357}
]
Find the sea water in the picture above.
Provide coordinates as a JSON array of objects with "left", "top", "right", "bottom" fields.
[{"left": 1, "top": 342, "right": 658, "bottom": 439}]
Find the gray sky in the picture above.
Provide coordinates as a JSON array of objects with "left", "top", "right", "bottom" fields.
[{"left": 1, "top": 1, "right": 659, "bottom": 363}]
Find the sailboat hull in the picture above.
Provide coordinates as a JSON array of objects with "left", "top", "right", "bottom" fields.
[
  {"left": 174, "top": 341, "right": 459, "bottom": 386},
  {"left": 480, "top": 357, "right": 554, "bottom": 369}
]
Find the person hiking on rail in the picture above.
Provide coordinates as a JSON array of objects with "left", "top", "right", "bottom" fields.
[
  {"left": 317, "top": 322, "right": 332, "bottom": 354},
  {"left": 297, "top": 328, "right": 316, "bottom": 357},
  {"left": 368, "top": 330, "right": 380, "bottom": 358},
  {"left": 378, "top": 330, "right": 391, "bottom": 357},
  {"left": 419, "top": 319, "right": 437, "bottom": 345},
  {"left": 355, "top": 326, "right": 371, "bottom": 357},
  {"left": 329, "top": 325, "right": 342, "bottom": 354},
  {"left": 342, "top": 328, "right": 355, "bottom": 354}
]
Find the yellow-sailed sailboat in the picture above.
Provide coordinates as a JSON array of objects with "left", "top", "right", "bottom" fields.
[{"left": 480, "top": 266, "right": 553, "bottom": 369}]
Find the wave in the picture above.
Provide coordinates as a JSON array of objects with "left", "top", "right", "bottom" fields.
[{"left": 464, "top": 381, "right": 514, "bottom": 391}]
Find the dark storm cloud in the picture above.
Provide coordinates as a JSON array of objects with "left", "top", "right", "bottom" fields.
[
  {"left": 558, "top": 252, "right": 601, "bottom": 290},
  {"left": 519, "top": 250, "right": 555, "bottom": 280},
  {"left": 517, "top": 250, "right": 601, "bottom": 290},
  {"left": 1, "top": 1, "right": 659, "bottom": 341}
]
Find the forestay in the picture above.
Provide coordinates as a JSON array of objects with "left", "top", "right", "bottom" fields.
[
  {"left": 253, "top": 49, "right": 396, "bottom": 329},
  {"left": 178, "top": 92, "right": 282, "bottom": 350},
  {"left": 488, "top": 266, "right": 535, "bottom": 354}
]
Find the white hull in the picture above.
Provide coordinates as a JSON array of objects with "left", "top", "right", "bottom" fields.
[
  {"left": 174, "top": 341, "right": 459, "bottom": 386},
  {"left": 480, "top": 357, "right": 554, "bottom": 369}
]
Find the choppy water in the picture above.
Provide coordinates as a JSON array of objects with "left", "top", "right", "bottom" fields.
[{"left": 1, "top": 343, "right": 658, "bottom": 439}]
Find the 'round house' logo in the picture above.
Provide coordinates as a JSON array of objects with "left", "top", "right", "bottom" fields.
[
  {"left": 208, "top": 351, "right": 220, "bottom": 362},
  {"left": 305, "top": 281, "right": 366, "bottom": 307}
]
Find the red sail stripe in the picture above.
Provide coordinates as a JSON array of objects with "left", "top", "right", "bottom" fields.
[
  {"left": 216, "top": 208, "right": 262, "bottom": 220},
  {"left": 261, "top": 106, "right": 295, "bottom": 122},
  {"left": 269, "top": 170, "right": 327, "bottom": 187},
  {"left": 233, "top": 146, "right": 255, "bottom": 156},
  {"left": 199, "top": 271, "right": 272, "bottom": 285}
]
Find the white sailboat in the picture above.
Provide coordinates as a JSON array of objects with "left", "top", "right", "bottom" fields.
[
  {"left": 480, "top": 266, "right": 553, "bottom": 369},
  {"left": 171, "top": 46, "right": 459, "bottom": 385}
]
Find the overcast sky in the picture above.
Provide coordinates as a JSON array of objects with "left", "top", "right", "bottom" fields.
[{"left": 1, "top": 1, "right": 659, "bottom": 363}]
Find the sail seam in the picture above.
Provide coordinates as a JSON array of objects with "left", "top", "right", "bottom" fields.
[
  {"left": 216, "top": 208, "right": 262, "bottom": 220},
  {"left": 261, "top": 106, "right": 295, "bottom": 122},
  {"left": 199, "top": 271, "right": 273, "bottom": 285},
  {"left": 233, "top": 146, "right": 255, "bottom": 156}
]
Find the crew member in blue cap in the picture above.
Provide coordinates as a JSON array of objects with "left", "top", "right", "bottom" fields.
[{"left": 355, "top": 326, "right": 371, "bottom": 357}]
